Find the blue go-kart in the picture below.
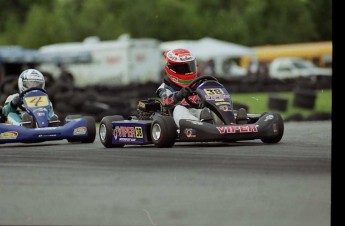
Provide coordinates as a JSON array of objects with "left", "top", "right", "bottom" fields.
[{"left": 0, "top": 88, "right": 96, "bottom": 144}]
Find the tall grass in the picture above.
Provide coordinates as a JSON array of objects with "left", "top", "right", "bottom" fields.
[{"left": 231, "top": 89, "right": 332, "bottom": 119}]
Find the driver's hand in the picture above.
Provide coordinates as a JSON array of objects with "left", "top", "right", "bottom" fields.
[
  {"left": 176, "top": 87, "right": 193, "bottom": 101},
  {"left": 180, "top": 87, "right": 193, "bottom": 97},
  {"left": 10, "top": 95, "right": 23, "bottom": 108}
]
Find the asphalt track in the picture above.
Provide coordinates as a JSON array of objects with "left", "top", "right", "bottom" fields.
[{"left": 0, "top": 121, "right": 331, "bottom": 226}]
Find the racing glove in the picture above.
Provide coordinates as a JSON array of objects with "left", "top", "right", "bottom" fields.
[
  {"left": 10, "top": 96, "right": 23, "bottom": 109},
  {"left": 175, "top": 87, "right": 193, "bottom": 101}
]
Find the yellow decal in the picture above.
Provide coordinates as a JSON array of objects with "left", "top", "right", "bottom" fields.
[
  {"left": 0, "top": 131, "right": 18, "bottom": 139},
  {"left": 24, "top": 96, "right": 49, "bottom": 107},
  {"left": 135, "top": 127, "right": 143, "bottom": 138},
  {"left": 215, "top": 101, "right": 231, "bottom": 105},
  {"left": 138, "top": 102, "right": 146, "bottom": 108},
  {"left": 203, "top": 88, "right": 224, "bottom": 95},
  {"left": 73, "top": 127, "right": 87, "bottom": 135}
]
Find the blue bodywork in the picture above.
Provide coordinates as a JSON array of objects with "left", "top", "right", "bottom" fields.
[
  {"left": 111, "top": 120, "right": 153, "bottom": 145},
  {"left": 0, "top": 89, "right": 92, "bottom": 144},
  {"left": 0, "top": 118, "right": 89, "bottom": 144}
]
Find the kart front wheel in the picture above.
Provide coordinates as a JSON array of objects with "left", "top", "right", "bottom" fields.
[
  {"left": 261, "top": 113, "right": 284, "bottom": 144},
  {"left": 80, "top": 116, "right": 96, "bottom": 143},
  {"left": 99, "top": 115, "right": 125, "bottom": 148},
  {"left": 151, "top": 115, "right": 177, "bottom": 148}
]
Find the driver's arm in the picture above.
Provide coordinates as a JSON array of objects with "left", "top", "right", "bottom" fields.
[
  {"left": 156, "top": 84, "right": 183, "bottom": 107},
  {"left": 1, "top": 93, "right": 20, "bottom": 117}
]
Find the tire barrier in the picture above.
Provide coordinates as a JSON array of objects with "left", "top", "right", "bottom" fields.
[
  {"left": 284, "top": 113, "right": 305, "bottom": 122},
  {"left": 0, "top": 75, "right": 18, "bottom": 105},
  {"left": 268, "top": 95, "right": 288, "bottom": 112},
  {"left": 0, "top": 95, "right": 6, "bottom": 105},
  {"left": 0, "top": 75, "right": 17, "bottom": 95},
  {"left": 293, "top": 89, "right": 317, "bottom": 109},
  {"left": 81, "top": 101, "right": 112, "bottom": 115},
  {"left": 306, "top": 112, "right": 332, "bottom": 121},
  {"left": 0, "top": 105, "right": 4, "bottom": 123},
  {"left": 233, "top": 102, "right": 249, "bottom": 112},
  {"left": 0, "top": 75, "right": 331, "bottom": 122},
  {"left": 314, "top": 76, "right": 332, "bottom": 90},
  {"left": 222, "top": 76, "right": 330, "bottom": 93}
]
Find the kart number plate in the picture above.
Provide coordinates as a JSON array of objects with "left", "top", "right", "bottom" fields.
[
  {"left": 203, "top": 88, "right": 224, "bottom": 95},
  {"left": 135, "top": 127, "right": 143, "bottom": 138},
  {"left": 24, "top": 96, "right": 49, "bottom": 107}
]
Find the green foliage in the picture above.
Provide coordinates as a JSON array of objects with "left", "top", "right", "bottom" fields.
[
  {"left": 0, "top": 0, "right": 332, "bottom": 48},
  {"left": 241, "top": 0, "right": 317, "bottom": 45}
]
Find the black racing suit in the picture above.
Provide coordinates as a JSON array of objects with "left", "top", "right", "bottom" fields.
[{"left": 155, "top": 77, "right": 201, "bottom": 127}]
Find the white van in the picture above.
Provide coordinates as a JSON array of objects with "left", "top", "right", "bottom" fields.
[
  {"left": 268, "top": 57, "right": 332, "bottom": 79},
  {"left": 38, "top": 35, "right": 162, "bottom": 87}
]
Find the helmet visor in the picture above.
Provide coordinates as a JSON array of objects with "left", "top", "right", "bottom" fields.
[
  {"left": 167, "top": 61, "right": 197, "bottom": 75},
  {"left": 23, "top": 80, "right": 45, "bottom": 89}
]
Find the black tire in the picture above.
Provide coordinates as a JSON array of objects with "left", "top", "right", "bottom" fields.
[
  {"left": 233, "top": 102, "right": 249, "bottom": 112},
  {"left": 64, "top": 115, "right": 83, "bottom": 132},
  {"left": 268, "top": 95, "right": 288, "bottom": 112},
  {"left": 284, "top": 113, "right": 305, "bottom": 122},
  {"left": 80, "top": 116, "right": 96, "bottom": 143},
  {"left": 66, "top": 116, "right": 96, "bottom": 143},
  {"left": 261, "top": 113, "right": 284, "bottom": 144},
  {"left": 293, "top": 89, "right": 316, "bottom": 109},
  {"left": 0, "top": 76, "right": 17, "bottom": 95},
  {"left": 99, "top": 115, "right": 125, "bottom": 148},
  {"left": 306, "top": 112, "right": 332, "bottom": 121},
  {"left": 0, "top": 105, "right": 4, "bottom": 123},
  {"left": 55, "top": 103, "right": 78, "bottom": 115},
  {"left": 151, "top": 115, "right": 177, "bottom": 148},
  {"left": 81, "top": 101, "right": 109, "bottom": 114}
]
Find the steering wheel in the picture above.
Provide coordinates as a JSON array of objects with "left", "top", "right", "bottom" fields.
[
  {"left": 184, "top": 75, "right": 218, "bottom": 107},
  {"left": 19, "top": 87, "right": 47, "bottom": 98}
]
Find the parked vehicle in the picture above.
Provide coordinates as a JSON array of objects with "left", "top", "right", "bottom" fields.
[
  {"left": 268, "top": 57, "right": 332, "bottom": 80},
  {"left": 38, "top": 35, "right": 162, "bottom": 87}
]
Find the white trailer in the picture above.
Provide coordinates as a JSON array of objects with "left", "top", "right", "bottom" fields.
[{"left": 38, "top": 35, "right": 162, "bottom": 87}]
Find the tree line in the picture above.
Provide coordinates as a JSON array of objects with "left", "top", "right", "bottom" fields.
[{"left": 0, "top": 0, "right": 332, "bottom": 49}]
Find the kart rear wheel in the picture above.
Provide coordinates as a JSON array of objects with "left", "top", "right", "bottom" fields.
[
  {"left": 80, "top": 116, "right": 96, "bottom": 143},
  {"left": 261, "top": 113, "right": 284, "bottom": 144},
  {"left": 151, "top": 115, "right": 177, "bottom": 148},
  {"left": 99, "top": 115, "right": 125, "bottom": 148},
  {"left": 67, "top": 116, "right": 96, "bottom": 143}
]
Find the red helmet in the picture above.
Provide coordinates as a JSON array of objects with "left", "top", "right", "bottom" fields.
[{"left": 164, "top": 49, "right": 197, "bottom": 87}]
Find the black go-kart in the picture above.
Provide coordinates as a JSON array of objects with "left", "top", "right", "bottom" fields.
[{"left": 99, "top": 75, "right": 284, "bottom": 148}]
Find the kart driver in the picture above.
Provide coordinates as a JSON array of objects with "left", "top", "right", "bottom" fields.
[
  {"left": 156, "top": 49, "right": 218, "bottom": 127},
  {"left": 1, "top": 69, "right": 59, "bottom": 127}
]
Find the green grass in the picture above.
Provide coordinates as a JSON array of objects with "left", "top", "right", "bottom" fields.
[{"left": 232, "top": 89, "right": 332, "bottom": 119}]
